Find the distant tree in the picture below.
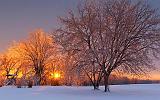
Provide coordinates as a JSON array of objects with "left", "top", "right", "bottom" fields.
[
  {"left": 54, "top": 0, "right": 160, "bottom": 92},
  {"left": 16, "top": 29, "right": 60, "bottom": 85},
  {"left": 0, "top": 48, "right": 22, "bottom": 85}
]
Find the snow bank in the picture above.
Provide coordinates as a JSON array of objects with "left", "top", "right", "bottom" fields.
[{"left": 0, "top": 84, "right": 159, "bottom": 100}]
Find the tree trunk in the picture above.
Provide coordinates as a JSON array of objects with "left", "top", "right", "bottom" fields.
[
  {"left": 93, "top": 84, "right": 97, "bottom": 90},
  {"left": 93, "top": 83, "right": 99, "bottom": 90},
  {"left": 34, "top": 73, "right": 41, "bottom": 86},
  {"left": 96, "top": 82, "right": 100, "bottom": 89},
  {"left": 104, "top": 71, "right": 110, "bottom": 92}
]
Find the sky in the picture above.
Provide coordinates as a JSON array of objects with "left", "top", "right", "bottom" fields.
[
  {"left": 0, "top": 0, "right": 81, "bottom": 52},
  {"left": 0, "top": 0, "right": 160, "bottom": 79},
  {"left": 0, "top": 0, "right": 159, "bottom": 52}
]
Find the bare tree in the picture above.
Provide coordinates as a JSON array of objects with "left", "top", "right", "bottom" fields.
[
  {"left": 54, "top": 0, "right": 160, "bottom": 92},
  {"left": 0, "top": 50, "right": 22, "bottom": 85},
  {"left": 16, "top": 29, "right": 59, "bottom": 85},
  {"left": 54, "top": 0, "right": 106, "bottom": 89}
]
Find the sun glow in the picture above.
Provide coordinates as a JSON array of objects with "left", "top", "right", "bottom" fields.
[{"left": 51, "top": 72, "right": 61, "bottom": 79}]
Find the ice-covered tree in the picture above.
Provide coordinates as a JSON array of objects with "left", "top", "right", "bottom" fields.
[{"left": 54, "top": 0, "right": 160, "bottom": 92}]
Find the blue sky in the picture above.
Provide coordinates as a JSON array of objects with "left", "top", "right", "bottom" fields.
[{"left": 0, "top": 0, "right": 159, "bottom": 52}]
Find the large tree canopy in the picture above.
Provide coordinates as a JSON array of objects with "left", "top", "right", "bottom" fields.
[{"left": 54, "top": 0, "right": 160, "bottom": 92}]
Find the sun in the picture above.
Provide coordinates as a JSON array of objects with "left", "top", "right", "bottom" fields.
[{"left": 51, "top": 72, "right": 61, "bottom": 79}]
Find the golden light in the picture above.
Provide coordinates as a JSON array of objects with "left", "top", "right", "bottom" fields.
[
  {"left": 9, "top": 70, "right": 15, "bottom": 75},
  {"left": 7, "top": 69, "right": 23, "bottom": 78},
  {"left": 1, "top": 71, "right": 6, "bottom": 76},
  {"left": 17, "top": 72, "right": 23, "bottom": 78},
  {"left": 51, "top": 72, "right": 61, "bottom": 79}
]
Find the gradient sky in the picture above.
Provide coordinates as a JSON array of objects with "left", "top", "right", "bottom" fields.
[
  {"left": 0, "top": 0, "right": 160, "bottom": 79},
  {"left": 0, "top": 0, "right": 81, "bottom": 52},
  {"left": 0, "top": 0, "right": 159, "bottom": 52}
]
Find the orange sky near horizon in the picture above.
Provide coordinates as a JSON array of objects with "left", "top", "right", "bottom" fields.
[{"left": 150, "top": 72, "right": 160, "bottom": 80}]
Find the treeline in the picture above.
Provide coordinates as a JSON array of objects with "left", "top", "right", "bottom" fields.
[
  {"left": 0, "top": 0, "right": 160, "bottom": 92},
  {"left": 64, "top": 74, "right": 160, "bottom": 86}
]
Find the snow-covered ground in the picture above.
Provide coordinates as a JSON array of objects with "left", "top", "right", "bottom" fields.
[{"left": 0, "top": 84, "right": 160, "bottom": 100}]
